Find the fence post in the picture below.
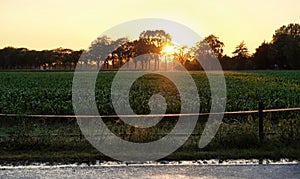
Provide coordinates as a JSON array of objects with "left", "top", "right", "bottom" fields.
[{"left": 258, "top": 101, "right": 264, "bottom": 143}]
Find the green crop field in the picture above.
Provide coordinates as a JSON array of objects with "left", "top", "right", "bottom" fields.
[
  {"left": 0, "top": 70, "right": 300, "bottom": 115},
  {"left": 0, "top": 70, "right": 299, "bottom": 163}
]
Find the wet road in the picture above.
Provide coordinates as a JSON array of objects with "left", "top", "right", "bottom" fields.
[{"left": 0, "top": 163, "right": 299, "bottom": 178}]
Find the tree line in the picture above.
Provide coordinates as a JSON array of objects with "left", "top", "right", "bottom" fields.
[
  {"left": 0, "top": 23, "right": 299, "bottom": 70},
  {"left": 0, "top": 47, "right": 83, "bottom": 70}
]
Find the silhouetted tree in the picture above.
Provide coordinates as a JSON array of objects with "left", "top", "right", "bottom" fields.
[
  {"left": 232, "top": 41, "right": 252, "bottom": 69},
  {"left": 203, "top": 35, "right": 224, "bottom": 59},
  {"left": 1, "top": 24, "right": 300, "bottom": 71},
  {"left": 252, "top": 41, "right": 273, "bottom": 69},
  {"left": 232, "top": 41, "right": 250, "bottom": 58},
  {"left": 270, "top": 23, "right": 300, "bottom": 69},
  {"left": 139, "top": 30, "right": 172, "bottom": 47},
  {"left": 173, "top": 45, "right": 192, "bottom": 65},
  {"left": 107, "top": 30, "right": 172, "bottom": 70},
  {"left": 192, "top": 35, "right": 224, "bottom": 70}
]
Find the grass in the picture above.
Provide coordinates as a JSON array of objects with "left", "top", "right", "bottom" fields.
[{"left": 0, "top": 113, "right": 299, "bottom": 163}]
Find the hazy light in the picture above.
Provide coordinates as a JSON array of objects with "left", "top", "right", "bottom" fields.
[
  {"left": 0, "top": 1, "right": 299, "bottom": 56},
  {"left": 162, "top": 45, "right": 175, "bottom": 55}
]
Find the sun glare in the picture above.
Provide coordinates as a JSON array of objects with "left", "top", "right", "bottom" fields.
[{"left": 162, "top": 45, "right": 175, "bottom": 55}]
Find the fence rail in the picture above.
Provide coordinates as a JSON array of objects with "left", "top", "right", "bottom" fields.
[
  {"left": 0, "top": 107, "right": 299, "bottom": 118},
  {"left": 1, "top": 105, "right": 299, "bottom": 142}
]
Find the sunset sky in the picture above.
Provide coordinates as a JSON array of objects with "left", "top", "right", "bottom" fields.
[{"left": 0, "top": 0, "right": 299, "bottom": 56}]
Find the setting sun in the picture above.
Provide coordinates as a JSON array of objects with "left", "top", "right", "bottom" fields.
[{"left": 162, "top": 45, "right": 175, "bottom": 55}]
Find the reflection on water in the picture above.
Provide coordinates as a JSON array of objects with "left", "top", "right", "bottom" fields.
[
  {"left": 0, "top": 162, "right": 299, "bottom": 179},
  {"left": 1, "top": 159, "right": 298, "bottom": 169},
  {"left": 0, "top": 159, "right": 299, "bottom": 178}
]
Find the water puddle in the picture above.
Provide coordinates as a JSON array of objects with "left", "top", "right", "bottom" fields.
[{"left": 0, "top": 159, "right": 298, "bottom": 169}]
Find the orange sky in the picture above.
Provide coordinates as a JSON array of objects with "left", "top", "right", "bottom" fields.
[{"left": 0, "top": 0, "right": 299, "bottom": 56}]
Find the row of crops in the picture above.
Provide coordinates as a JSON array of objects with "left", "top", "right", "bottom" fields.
[{"left": 0, "top": 71, "right": 299, "bottom": 115}]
